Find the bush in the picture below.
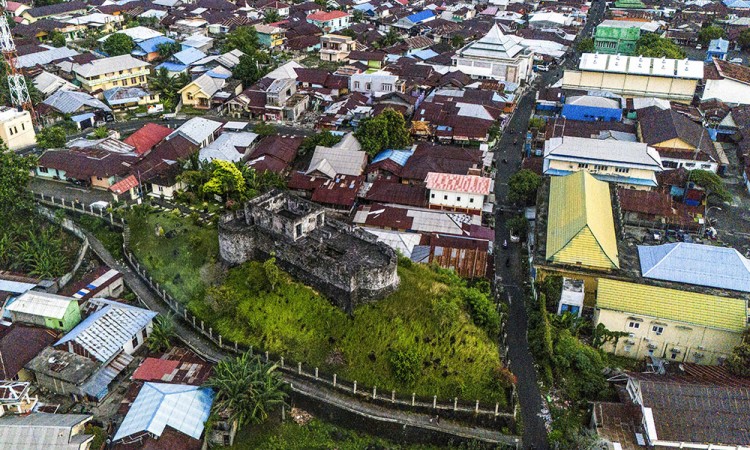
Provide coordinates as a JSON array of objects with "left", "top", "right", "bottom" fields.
[
  {"left": 464, "top": 288, "right": 500, "bottom": 336},
  {"left": 388, "top": 348, "right": 422, "bottom": 386}
]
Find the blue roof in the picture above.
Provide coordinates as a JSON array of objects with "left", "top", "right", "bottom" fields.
[
  {"left": 155, "top": 61, "right": 187, "bottom": 73},
  {"left": 173, "top": 47, "right": 206, "bottom": 66},
  {"left": 544, "top": 168, "right": 657, "bottom": 186},
  {"left": 406, "top": 10, "right": 434, "bottom": 23},
  {"left": 411, "top": 49, "right": 439, "bottom": 60},
  {"left": 113, "top": 382, "right": 214, "bottom": 442},
  {"left": 372, "top": 148, "right": 414, "bottom": 166},
  {"left": 205, "top": 70, "right": 231, "bottom": 79},
  {"left": 638, "top": 242, "right": 750, "bottom": 293},
  {"left": 708, "top": 38, "right": 729, "bottom": 53},
  {"left": 724, "top": 0, "right": 750, "bottom": 7},
  {"left": 353, "top": 3, "right": 375, "bottom": 11},
  {"left": 70, "top": 112, "right": 95, "bottom": 122},
  {"left": 135, "top": 36, "right": 175, "bottom": 54}
]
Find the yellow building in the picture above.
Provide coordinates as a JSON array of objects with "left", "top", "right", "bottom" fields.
[
  {"left": 73, "top": 54, "right": 151, "bottom": 93},
  {"left": 562, "top": 53, "right": 703, "bottom": 102},
  {"left": 179, "top": 74, "right": 227, "bottom": 110},
  {"left": 546, "top": 171, "right": 619, "bottom": 270},
  {"left": 0, "top": 107, "right": 35, "bottom": 150},
  {"left": 594, "top": 278, "right": 748, "bottom": 365}
]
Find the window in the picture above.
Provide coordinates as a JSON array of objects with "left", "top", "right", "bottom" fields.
[
  {"left": 354, "top": 81, "right": 360, "bottom": 89},
  {"left": 141, "top": 328, "right": 148, "bottom": 341},
  {"left": 615, "top": 167, "right": 630, "bottom": 174},
  {"left": 594, "top": 165, "right": 608, "bottom": 171},
  {"left": 456, "top": 196, "right": 461, "bottom": 201},
  {"left": 21, "top": 123, "right": 24, "bottom": 130},
  {"left": 684, "top": 162, "right": 696, "bottom": 168},
  {"left": 469, "top": 198, "right": 474, "bottom": 203},
  {"left": 577, "top": 163, "right": 589, "bottom": 169},
  {"left": 700, "top": 164, "right": 712, "bottom": 169},
  {"left": 652, "top": 325, "right": 664, "bottom": 335},
  {"left": 96, "top": 176, "right": 103, "bottom": 181},
  {"left": 383, "top": 83, "right": 393, "bottom": 92},
  {"left": 443, "top": 195, "right": 448, "bottom": 200},
  {"left": 131, "top": 335, "right": 139, "bottom": 348},
  {"left": 430, "top": 193, "right": 435, "bottom": 198},
  {"left": 365, "top": 82, "right": 372, "bottom": 90},
  {"left": 58, "top": 320, "right": 64, "bottom": 328},
  {"left": 628, "top": 321, "right": 640, "bottom": 329},
  {"left": 38, "top": 167, "right": 49, "bottom": 173}
]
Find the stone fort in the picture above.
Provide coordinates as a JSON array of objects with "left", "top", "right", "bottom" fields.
[{"left": 218, "top": 191, "right": 400, "bottom": 313}]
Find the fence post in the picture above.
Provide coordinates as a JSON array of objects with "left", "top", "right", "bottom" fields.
[
  {"left": 454, "top": 397, "right": 458, "bottom": 411},
  {"left": 495, "top": 403, "right": 499, "bottom": 417},
  {"left": 333, "top": 374, "right": 337, "bottom": 388},
  {"left": 372, "top": 386, "right": 376, "bottom": 399},
  {"left": 391, "top": 390, "right": 395, "bottom": 403},
  {"left": 412, "top": 393, "right": 415, "bottom": 406},
  {"left": 433, "top": 395, "right": 437, "bottom": 409},
  {"left": 297, "top": 362, "right": 302, "bottom": 374},
  {"left": 475, "top": 400, "right": 479, "bottom": 413},
  {"left": 353, "top": 381, "right": 357, "bottom": 394},
  {"left": 201, "top": 321, "right": 204, "bottom": 332},
  {"left": 209, "top": 327, "right": 212, "bottom": 339},
  {"left": 315, "top": 367, "right": 318, "bottom": 379},
  {"left": 218, "top": 335, "right": 222, "bottom": 347},
  {"left": 265, "top": 351, "right": 269, "bottom": 362}
]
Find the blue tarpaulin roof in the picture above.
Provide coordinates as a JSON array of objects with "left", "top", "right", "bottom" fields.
[
  {"left": 155, "top": 61, "right": 187, "bottom": 72},
  {"left": 134, "top": 36, "right": 175, "bottom": 54},
  {"left": 70, "top": 112, "right": 95, "bottom": 123},
  {"left": 638, "top": 242, "right": 750, "bottom": 292},
  {"left": 372, "top": 148, "right": 414, "bottom": 166},
  {"left": 406, "top": 10, "right": 434, "bottom": 23}
]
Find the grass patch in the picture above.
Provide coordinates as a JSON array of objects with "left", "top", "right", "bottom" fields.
[{"left": 130, "top": 211, "right": 508, "bottom": 404}]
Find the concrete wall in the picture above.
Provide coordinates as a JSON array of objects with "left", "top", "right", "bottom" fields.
[{"left": 428, "top": 189, "right": 484, "bottom": 210}]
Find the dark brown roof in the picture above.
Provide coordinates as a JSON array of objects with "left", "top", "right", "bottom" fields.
[
  {"left": 0, "top": 324, "right": 58, "bottom": 379},
  {"left": 294, "top": 68, "right": 330, "bottom": 86},
  {"left": 363, "top": 180, "right": 427, "bottom": 207},
  {"left": 400, "top": 143, "right": 482, "bottom": 181},
  {"left": 27, "top": 1, "right": 87, "bottom": 17},
  {"left": 348, "top": 50, "right": 386, "bottom": 62},
  {"left": 712, "top": 58, "right": 750, "bottom": 84},
  {"left": 638, "top": 106, "right": 716, "bottom": 161},
  {"left": 38, "top": 148, "right": 138, "bottom": 180}
]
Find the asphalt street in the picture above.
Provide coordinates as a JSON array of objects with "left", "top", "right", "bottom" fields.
[{"left": 492, "top": 1, "right": 606, "bottom": 448}]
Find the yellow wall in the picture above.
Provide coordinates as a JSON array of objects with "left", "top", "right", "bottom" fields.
[
  {"left": 654, "top": 137, "right": 693, "bottom": 150},
  {"left": 594, "top": 308, "right": 743, "bottom": 365},
  {"left": 91, "top": 176, "right": 114, "bottom": 189},
  {"left": 180, "top": 83, "right": 211, "bottom": 108},
  {"left": 77, "top": 67, "right": 150, "bottom": 93},
  {"left": 550, "top": 227, "right": 618, "bottom": 270},
  {"left": 546, "top": 161, "right": 656, "bottom": 191},
  {"left": 562, "top": 70, "right": 698, "bottom": 101}
]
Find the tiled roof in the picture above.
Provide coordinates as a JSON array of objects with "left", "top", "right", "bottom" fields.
[
  {"left": 424, "top": 172, "right": 491, "bottom": 195},
  {"left": 0, "top": 324, "right": 58, "bottom": 380},
  {"left": 307, "top": 10, "right": 349, "bottom": 21},
  {"left": 109, "top": 175, "right": 139, "bottom": 195},
  {"left": 124, "top": 123, "right": 172, "bottom": 156}
]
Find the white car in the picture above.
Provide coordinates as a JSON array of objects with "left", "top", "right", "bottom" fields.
[
  {"left": 536, "top": 65, "right": 549, "bottom": 72},
  {"left": 89, "top": 201, "right": 109, "bottom": 211},
  {"left": 730, "top": 57, "right": 743, "bottom": 64}
]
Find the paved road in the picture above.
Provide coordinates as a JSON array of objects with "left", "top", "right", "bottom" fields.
[
  {"left": 30, "top": 178, "right": 113, "bottom": 204},
  {"left": 493, "top": 1, "right": 606, "bottom": 449}
]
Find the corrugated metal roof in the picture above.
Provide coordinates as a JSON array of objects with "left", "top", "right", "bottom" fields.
[
  {"left": 74, "top": 54, "right": 149, "bottom": 78},
  {"left": 42, "top": 90, "right": 111, "bottom": 114},
  {"left": 198, "top": 132, "right": 259, "bottom": 163},
  {"left": 135, "top": 36, "right": 174, "bottom": 54},
  {"left": 55, "top": 298, "right": 156, "bottom": 362},
  {"left": 6, "top": 291, "right": 75, "bottom": 320},
  {"left": 425, "top": 172, "right": 492, "bottom": 195},
  {"left": 173, "top": 47, "right": 206, "bottom": 66},
  {"left": 597, "top": 278, "right": 747, "bottom": 332},
  {"left": 638, "top": 243, "right": 750, "bottom": 293},
  {"left": 372, "top": 148, "right": 414, "bottom": 166},
  {"left": 546, "top": 171, "right": 619, "bottom": 268},
  {"left": 113, "top": 382, "right": 213, "bottom": 442},
  {"left": 545, "top": 136, "right": 663, "bottom": 170},
  {"left": 167, "top": 117, "right": 222, "bottom": 146},
  {"left": 0, "top": 413, "right": 93, "bottom": 449},
  {"left": 17, "top": 46, "right": 79, "bottom": 69}
]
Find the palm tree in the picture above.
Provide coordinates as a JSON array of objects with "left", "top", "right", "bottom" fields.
[
  {"left": 204, "top": 352, "right": 287, "bottom": 427},
  {"left": 147, "top": 314, "right": 176, "bottom": 352}
]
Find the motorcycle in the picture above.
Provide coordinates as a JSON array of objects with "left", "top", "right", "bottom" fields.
[{"left": 502, "top": 239, "right": 508, "bottom": 249}]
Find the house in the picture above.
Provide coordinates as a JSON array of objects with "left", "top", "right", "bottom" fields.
[
  {"left": 63, "top": 268, "right": 124, "bottom": 303},
  {"left": 246, "top": 134, "right": 303, "bottom": 175},
  {"left": 451, "top": 24, "right": 534, "bottom": 84},
  {"left": 112, "top": 383, "right": 214, "bottom": 448},
  {"left": 305, "top": 133, "right": 367, "bottom": 178},
  {"left": 594, "top": 20, "right": 641, "bottom": 55},
  {"left": 424, "top": 172, "right": 491, "bottom": 214},
  {"left": 394, "top": 10, "right": 435, "bottom": 30},
  {"left": 123, "top": 122, "right": 173, "bottom": 155},
  {"left": 413, "top": 233, "right": 492, "bottom": 278},
  {"left": 38, "top": 90, "right": 113, "bottom": 129},
  {"left": 0, "top": 324, "right": 58, "bottom": 381},
  {"left": 563, "top": 54, "right": 704, "bottom": 102},
  {"left": 26, "top": 299, "right": 157, "bottom": 402},
  {"left": 15, "top": 45, "right": 80, "bottom": 70},
  {"left": 593, "top": 364, "right": 750, "bottom": 449},
  {"left": 6, "top": 291, "right": 81, "bottom": 332},
  {"left": 543, "top": 136, "right": 663, "bottom": 190},
  {"left": 33, "top": 71, "right": 76, "bottom": 98},
  {"left": 0, "top": 107, "right": 35, "bottom": 150},
  {"left": 199, "top": 132, "right": 259, "bottom": 163},
  {"left": 638, "top": 107, "right": 723, "bottom": 173},
  {"left": 347, "top": 50, "right": 386, "bottom": 70},
  {"left": 103, "top": 86, "right": 160, "bottom": 110},
  {"left": 178, "top": 73, "right": 235, "bottom": 110},
  {"left": 140, "top": 136, "right": 199, "bottom": 200},
  {"left": 254, "top": 24, "right": 285, "bottom": 49},
  {"left": 557, "top": 278, "right": 584, "bottom": 317},
  {"left": 306, "top": 10, "right": 350, "bottom": 33},
  {"left": 166, "top": 117, "right": 222, "bottom": 148},
  {"left": 36, "top": 139, "right": 138, "bottom": 188},
  {"left": 594, "top": 278, "right": 747, "bottom": 364},
  {"left": 705, "top": 37, "right": 729, "bottom": 62},
  {"left": 353, "top": 203, "right": 487, "bottom": 237},
  {"left": 73, "top": 54, "right": 151, "bottom": 93},
  {"left": 702, "top": 58, "right": 750, "bottom": 105},
  {"left": 0, "top": 413, "right": 95, "bottom": 450},
  {"left": 561, "top": 95, "right": 622, "bottom": 122},
  {"left": 264, "top": 78, "right": 309, "bottom": 122},
  {"left": 319, "top": 34, "right": 355, "bottom": 62},
  {"left": 22, "top": 1, "right": 89, "bottom": 24},
  {"left": 349, "top": 70, "right": 403, "bottom": 97},
  {"left": 131, "top": 35, "right": 176, "bottom": 62}
]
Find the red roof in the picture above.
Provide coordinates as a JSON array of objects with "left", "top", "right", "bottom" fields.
[
  {"left": 424, "top": 172, "right": 491, "bottom": 195},
  {"left": 307, "top": 10, "right": 349, "bottom": 21},
  {"left": 132, "top": 358, "right": 180, "bottom": 382},
  {"left": 124, "top": 123, "right": 173, "bottom": 156},
  {"left": 109, "top": 174, "right": 138, "bottom": 195}
]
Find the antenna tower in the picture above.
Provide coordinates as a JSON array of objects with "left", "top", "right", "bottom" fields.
[{"left": 0, "top": 0, "right": 33, "bottom": 116}]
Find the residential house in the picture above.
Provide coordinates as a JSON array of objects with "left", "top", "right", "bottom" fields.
[
  {"left": 33, "top": 71, "right": 76, "bottom": 98},
  {"left": 411, "top": 88, "right": 504, "bottom": 143},
  {"left": 0, "top": 413, "right": 94, "bottom": 450},
  {"left": 350, "top": 70, "right": 403, "bottom": 97},
  {"left": 166, "top": 117, "right": 222, "bottom": 149},
  {"left": 246, "top": 135, "right": 303, "bottom": 175},
  {"left": 131, "top": 36, "right": 176, "bottom": 62},
  {"left": 638, "top": 106, "right": 723, "bottom": 173},
  {"left": 22, "top": 1, "right": 89, "bottom": 24},
  {"left": 199, "top": 132, "right": 259, "bottom": 163},
  {"left": 73, "top": 54, "right": 151, "bottom": 93},
  {"left": 123, "top": 122, "right": 173, "bottom": 156},
  {"left": 0, "top": 325, "right": 58, "bottom": 381},
  {"left": 424, "top": 172, "right": 491, "bottom": 214},
  {"left": 319, "top": 34, "right": 355, "bottom": 62},
  {"left": 254, "top": 24, "right": 285, "bottom": 49},
  {"left": 156, "top": 47, "right": 208, "bottom": 76},
  {"left": 62, "top": 268, "right": 124, "bottom": 304},
  {"left": 6, "top": 291, "right": 81, "bottom": 332},
  {"left": 15, "top": 45, "right": 80, "bottom": 70},
  {"left": 38, "top": 90, "right": 113, "bottom": 129},
  {"left": 0, "top": 107, "right": 35, "bottom": 150},
  {"left": 36, "top": 139, "right": 138, "bottom": 189},
  {"left": 264, "top": 78, "right": 309, "bottom": 122},
  {"left": 705, "top": 37, "right": 729, "bottom": 62},
  {"left": 594, "top": 20, "right": 641, "bottom": 55},
  {"left": 140, "top": 136, "right": 199, "bottom": 200},
  {"left": 103, "top": 86, "right": 160, "bottom": 110},
  {"left": 393, "top": 10, "right": 435, "bottom": 30},
  {"left": 451, "top": 24, "right": 534, "bottom": 83},
  {"left": 306, "top": 10, "right": 350, "bottom": 33},
  {"left": 544, "top": 136, "right": 663, "bottom": 190},
  {"left": 563, "top": 53, "right": 704, "bottom": 102},
  {"left": 347, "top": 50, "right": 386, "bottom": 70},
  {"left": 561, "top": 95, "right": 622, "bottom": 122},
  {"left": 702, "top": 57, "right": 750, "bottom": 105},
  {"left": 26, "top": 299, "right": 157, "bottom": 402},
  {"left": 179, "top": 73, "right": 235, "bottom": 110}
]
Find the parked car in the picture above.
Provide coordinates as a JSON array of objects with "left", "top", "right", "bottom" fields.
[
  {"left": 89, "top": 201, "right": 109, "bottom": 211},
  {"left": 535, "top": 65, "right": 550, "bottom": 72},
  {"left": 730, "top": 57, "right": 743, "bottom": 64}
]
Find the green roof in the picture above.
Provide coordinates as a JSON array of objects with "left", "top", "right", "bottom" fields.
[
  {"left": 597, "top": 278, "right": 748, "bottom": 333},
  {"left": 546, "top": 171, "right": 619, "bottom": 269},
  {"left": 614, "top": 0, "right": 646, "bottom": 8}
]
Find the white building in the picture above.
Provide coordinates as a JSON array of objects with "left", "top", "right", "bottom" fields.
[
  {"left": 349, "top": 71, "right": 402, "bottom": 97},
  {"left": 557, "top": 278, "right": 584, "bottom": 317},
  {"left": 543, "top": 136, "right": 663, "bottom": 190},
  {"left": 702, "top": 58, "right": 750, "bottom": 105},
  {"left": 425, "top": 172, "right": 492, "bottom": 213},
  {"left": 451, "top": 24, "right": 534, "bottom": 83},
  {"left": 166, "top": 117, "right": 223, "bottom": 149},
  {"left": 0, "top": 107, "right": 35, "bottom": 150}
]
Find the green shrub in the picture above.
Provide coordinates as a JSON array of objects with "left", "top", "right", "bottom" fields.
[
  {"left": 389, "top": 348, "right": 422, "bottom": 386},
  {"left": 464, "top": 288, "right": 500, "bottom": 336}
]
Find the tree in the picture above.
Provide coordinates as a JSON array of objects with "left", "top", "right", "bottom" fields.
[
  {"left": 698, "top": 25, "right": 726, "bottom": 46},
  {"left": 464, "top": 287, "right": 500, "bottom": 335},
  {"left": 263, "top": 256, "right": 281, "bottom": 291},
  {"left": 576, "top": 37, "right": 594, "bottom": 53},
  {"left": 299, "top": 131, "right": 342, "bottom": 155},
  {"left": 222, "top": 26, "right": 260, "bottom": 55},
  {"left": 233, "top": 54, "right": 264, "bottom": 86},
  {"left": 0, "top": 147, "right": 36, "bottom": 224},
  {"left": 33, "top": 0, "right": 63, "bottom": 6},
  {"left": 738, "top": 29, "right": 750, "bottom": 51},
  {"left": 156, "top": 41, "right": 182, "bottom": 59},
  {"left": 377, "top": 29, "right": 400, "bottom": 48},
  {"left": 635, "top": 34, "right": 686, "bottom": 59},
  {"left": 92, "top": 126, "right": 108, "bottom": 139},
  {"left": 688, "top": 169, "right": 732, "bottom": 203},
  {"left": 203, "top": 160, "right": 247, "bottom": 201},
  {"left": 205, "top": 352, "right": 287, "bottom": 427},
  {"left": 49, "top": 31, "right": 66, "bottom": 48},
  {"left": 506, "top": 215, "right": 529, "bottom": 237},
  {"left": 253, "top": 121, "right": 277, "bottom": 137},
  {"left": 147, "top": 314, "right": 176, "bottom": 352},
  {"left": 451, "top": 34, "right": 465, "bottom": 48},
  {"left": 727, "top": 328, "right": 750, "bottom": 377},
  {"left": 507, "top": 169, "right": 541, "bottom": 205},
  {"left": 354, "top": 108, "right": 412, "bottom": 157},
  {"left": 101, "top": 33, "right": 135, "bottom": 56},
  {"left": 36, "top": 126, "right": 67, "bottom": 149},
  {"left": 149, "top": 68, "right": 190, "bottom": 106},
  {"left": 352, "top": 9, "right": 365, "bottom": 23},
  {"left": 263, "top": 10, "right": 281, "bottom": 24}
]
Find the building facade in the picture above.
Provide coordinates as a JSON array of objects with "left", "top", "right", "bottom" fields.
[
  {"left": 594, "top": 21, "right": 640, "bottom": 55},
  {"left": 73, "top": 54, "right": 151, "bottom": 93},
  {"left": 319, "top": 34, "right": 355, "bottom": 62},
  {"left": 451, "top": 24, "right": 534, "bottom": 83},
  {"left": 0, "top": 108, "right": 35, "bottom": 150},
  {"left": 425, "top": 172, "right": 491, "bottom": 214}
]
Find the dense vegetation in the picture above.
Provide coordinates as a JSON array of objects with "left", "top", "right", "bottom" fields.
[{"left": 129, "top": 210, "right": 511, "bottom": 404}]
